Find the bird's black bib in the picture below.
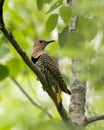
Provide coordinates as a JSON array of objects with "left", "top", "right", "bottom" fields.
[{"left": 31, "top": 56, "right": 40, "bottom": 64}]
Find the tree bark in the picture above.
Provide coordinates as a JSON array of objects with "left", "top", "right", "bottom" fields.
[{"left": 69, "top": 59, "right": 86, "bottom": 125}]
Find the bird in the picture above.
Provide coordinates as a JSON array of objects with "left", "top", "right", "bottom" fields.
[{"left": 31, "top": 39, "right": 71, "bottom": 108}]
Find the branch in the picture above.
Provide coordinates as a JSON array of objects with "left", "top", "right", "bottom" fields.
[
  {"left": 67, "top": 0, "right": 87, "bottom": 126},
  {"left": 70, "top": 15, "right": 77, "bottom": 31},
  {"left": 85, "top": 115, "right": 104, "bottom": 125},
  {"left": 0, "top": 0, "right": 69, "bottom": 123},
  {"left": 0, "top": 0, "right": 55, "bottom": 105},
  {"left": 68, "top": 0, "right": 78, "bottom": 31},
  {"left": 10, "top": 77, "right": 53, "bottom": 118},
  {"left": 69, "top": 59, "right": 86, "bottom": 125},
  {"left": 0, "top": 0, "right": 4, "bottom": 29}
]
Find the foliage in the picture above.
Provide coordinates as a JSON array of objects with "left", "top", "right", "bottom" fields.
[
  {"left": 46, "top": 13, "right": 58, "bottom": 32},
  {"left": 0, "top": 64, "right": 9, "bottom": 80},
  {"left": 0, "top": 0, "right": 104, "bottom": 129}
]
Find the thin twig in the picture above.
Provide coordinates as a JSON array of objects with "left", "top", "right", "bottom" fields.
[
  {"left": 70, "top": 15, "right": 77, "bottom": 31},
  {"left": 85, "top": 115, "right": 104, "bottom": 125},
  {"left": 67, "top": 0, "right": 72, "bottom": 6},
  {"left": 68, "top": 0, "right": 78, "bottom": 31},
  {"left": 10, "top": 77, "right": 53, "bottom": 118}
]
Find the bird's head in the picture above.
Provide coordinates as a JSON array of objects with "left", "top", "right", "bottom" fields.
[
  {"left": 33, "top": 39, "right": 55, "bottom": 49},
  {"left": 32, "top": 39, "right": 55, "bottom": 58}
]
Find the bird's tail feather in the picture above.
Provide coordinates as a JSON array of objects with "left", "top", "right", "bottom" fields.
[
  {"left": 56, "top": 86, "right": 62, "bottom": 108},
  {"left": 61, "top": 88, "right": 71, "bottom": 95}
]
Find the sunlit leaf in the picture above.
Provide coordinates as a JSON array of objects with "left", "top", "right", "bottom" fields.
[
  {"left": 59, "top": 26, "right": 69, "bottom": 47},
  {"left": 59, "top": 6, "right": 73, "bottom": 24},
  {"left": 0, "top": 64, "right": 9, "bottom": 81},
  {"left": 46, "top": 14, "right": 58, "bottom": 32},
  {"left": 46, "top": 0, "right": 63, "bottom": 14}
]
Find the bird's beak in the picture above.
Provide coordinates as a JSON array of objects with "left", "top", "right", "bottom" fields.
[{"left": 47, "top": 40, "right": 55, "bottom": 44}]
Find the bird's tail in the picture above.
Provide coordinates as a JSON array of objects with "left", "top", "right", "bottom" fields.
[
  {"left": 56, "top": 86, "right": 71, "bottom": 108},
  {"left": 56, "top": 86, "right": 62, "bottom": 108},
  {"left": 60, "top": 85, "right": 71, "bottom": 95},
  {"left": 63, "top": 88, "right": 71, "bottom": 95}
]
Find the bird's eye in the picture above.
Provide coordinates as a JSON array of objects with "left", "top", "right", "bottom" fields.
[{"left": 40, "top": 40, "right": 43, "bottom": 43}]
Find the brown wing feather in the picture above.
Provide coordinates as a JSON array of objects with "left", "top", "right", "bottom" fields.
[{"left": 39, "top": 54, "right": 71, "bottom": 95}]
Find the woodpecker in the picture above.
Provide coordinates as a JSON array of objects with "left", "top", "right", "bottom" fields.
[{"left": 31, "top": 40, "right": 71, "bottom": 107}]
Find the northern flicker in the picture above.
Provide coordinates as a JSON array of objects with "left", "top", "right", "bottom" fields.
[{"left": 31, "top": 40, "right": 71, "bottom": 107}]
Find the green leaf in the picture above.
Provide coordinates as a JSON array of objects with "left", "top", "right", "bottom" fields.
[
  {"left": 59, "top": 6, "right": 73, "bottom": 24},
  {"left": 77, "top": 18, "right": 98, "bottom": 41},
  {"left": 36, "top": 0, "right": 44, "bottom": 10},
  {"left": 46, "top": 0, "right": 63, "bottom": 14},
  {"left": 0, "top": 64, "right": 9, "bottom": 81},
  {"left": 0, "top": 46, "right": 10, "bottom": 59},
  {"left": 46, "top": 14, "right": 58, "bottom": 32},
  {"left": 6, "top": 58, "right": 21, "bottom": 77},
  {"left": 66, "top": 32, "right": 85, "bottom": 48},
  {"left": 59, "top": 26, "right": 69, "bottom": 47},
  {"left": 62, "top": 32, "right": 85, "bottom": 57}
]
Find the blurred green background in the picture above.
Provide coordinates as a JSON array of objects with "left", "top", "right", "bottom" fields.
[{"left": 0, "top": 0, "right": 104, "bottom": 129}]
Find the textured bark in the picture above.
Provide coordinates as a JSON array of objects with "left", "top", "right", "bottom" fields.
[
  {"left": 68, "top": 0, "right": 87, "bottom": 126},
  {"left": 69, "top": 59, "right": 86, "bottom": 125}
]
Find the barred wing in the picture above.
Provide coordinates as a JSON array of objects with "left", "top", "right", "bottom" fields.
[{"left": 39, "top": 54, "right": 71, "bottom": 95}]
